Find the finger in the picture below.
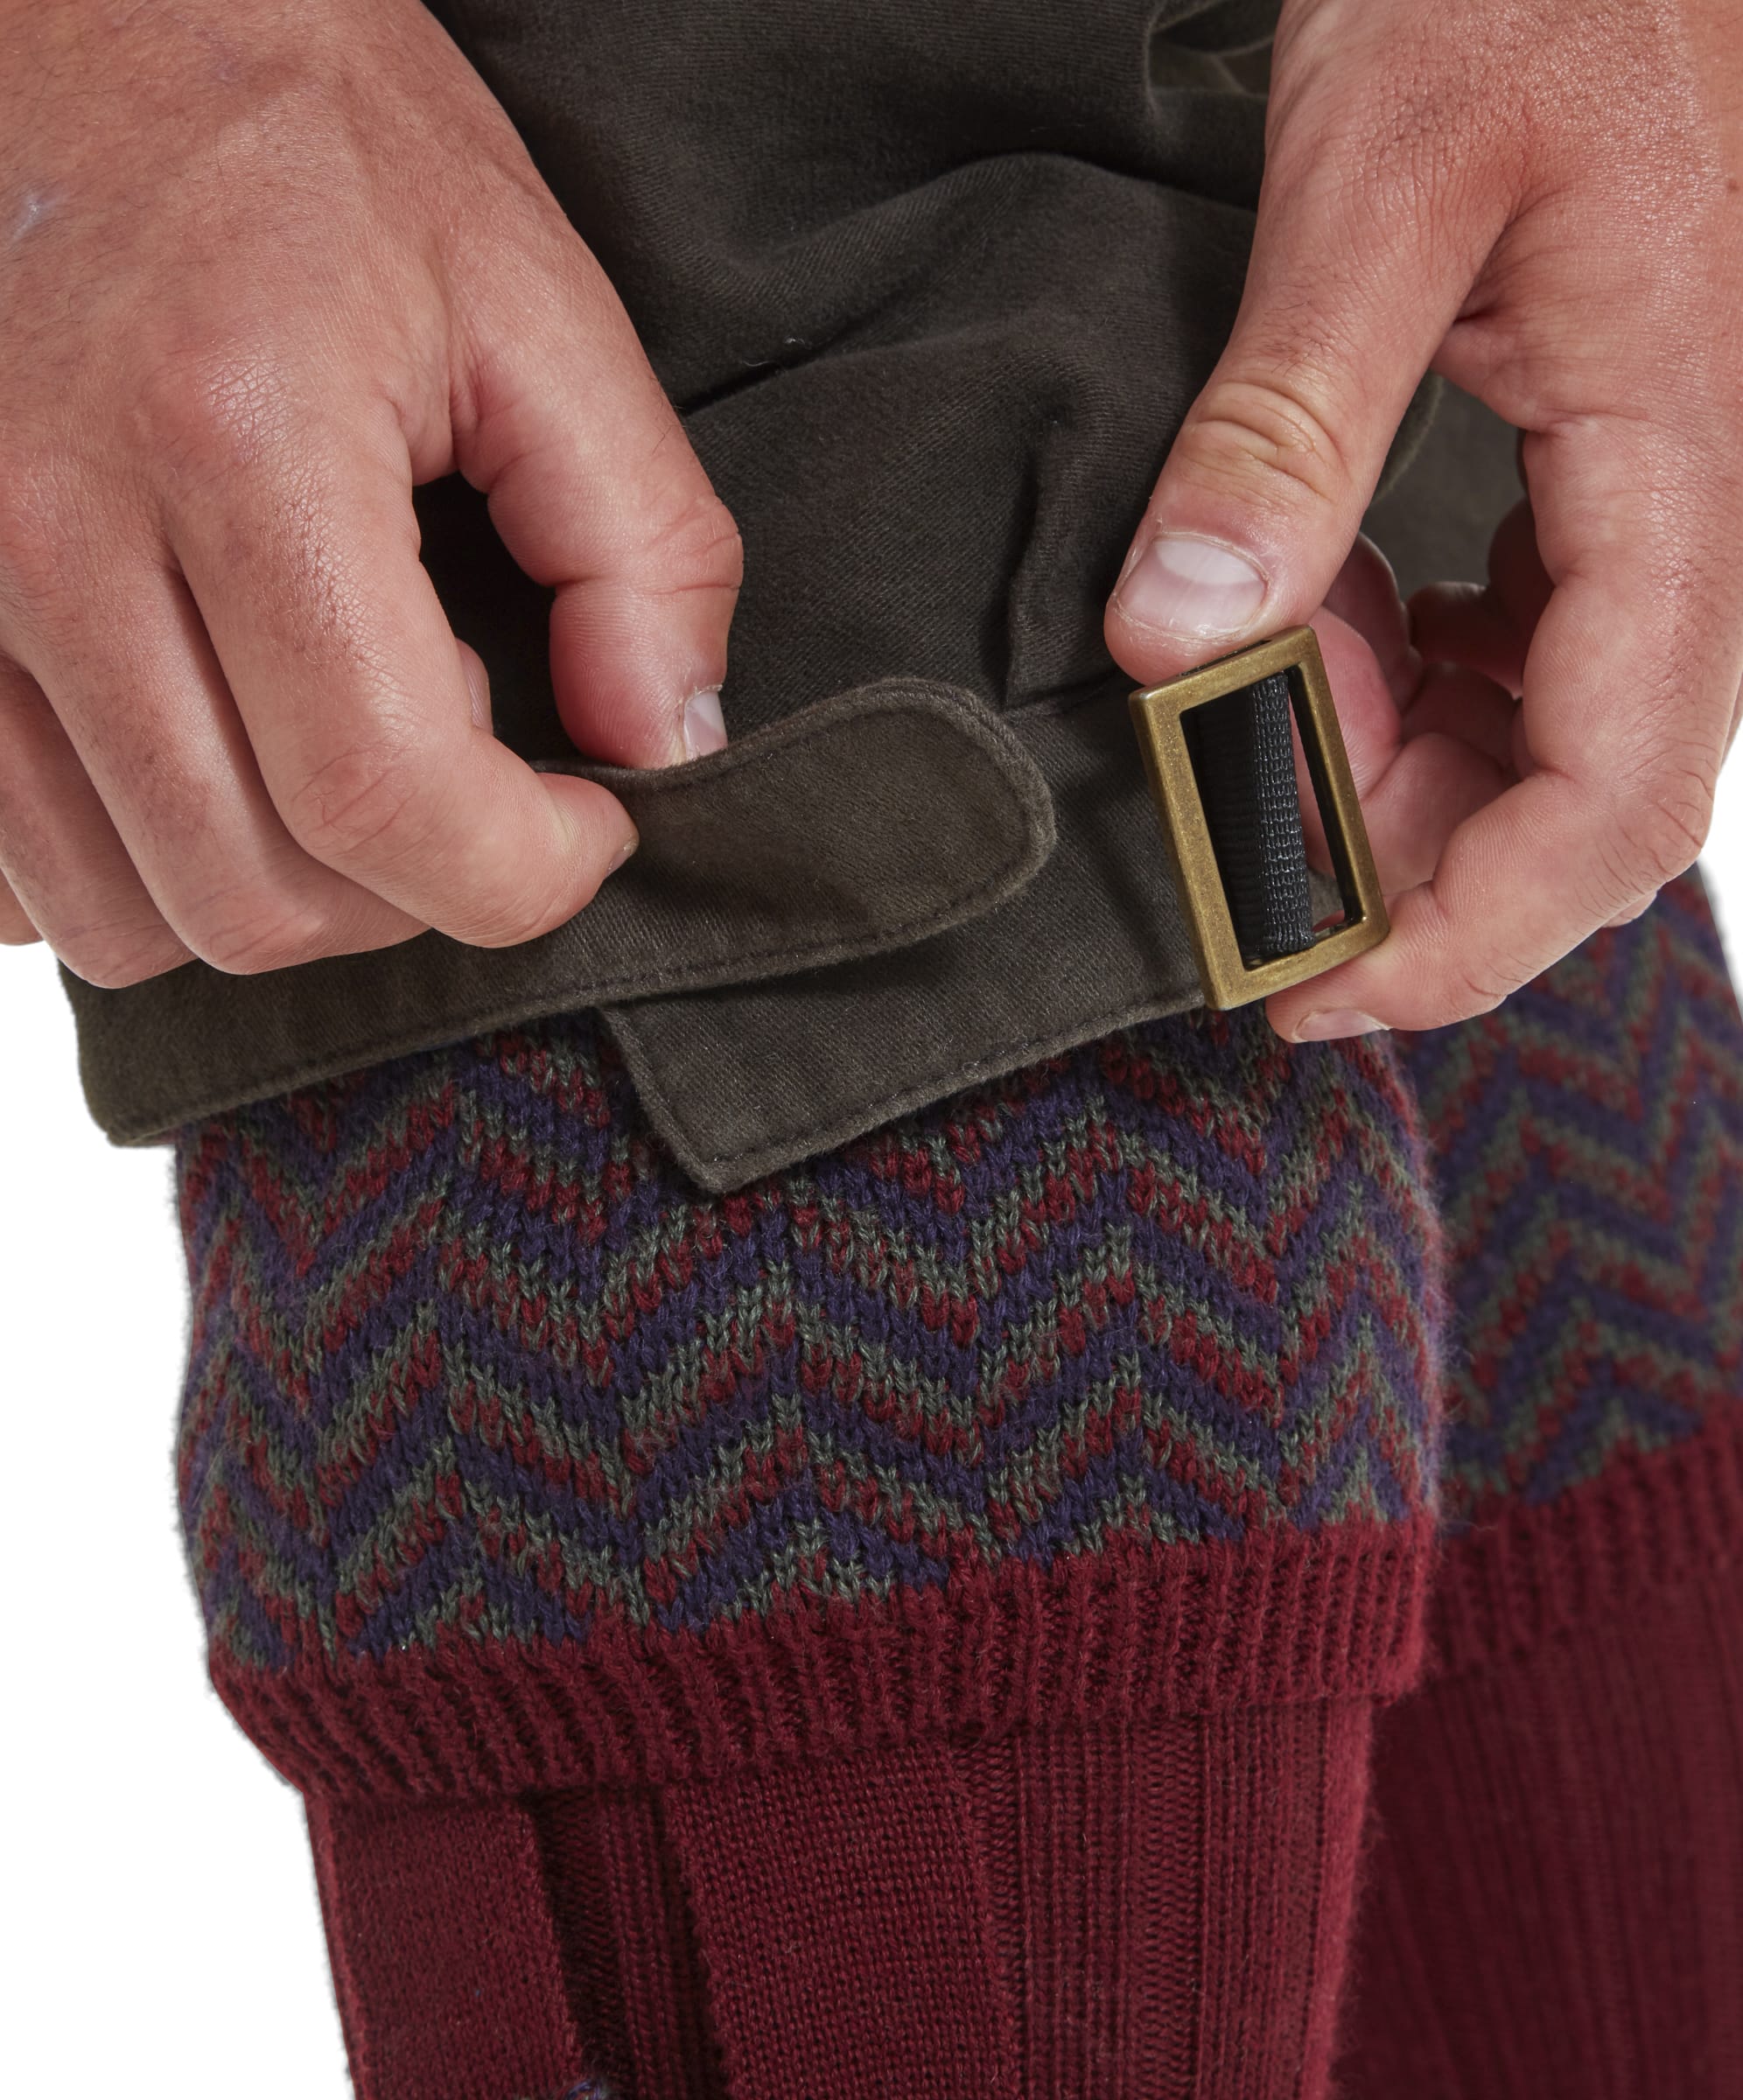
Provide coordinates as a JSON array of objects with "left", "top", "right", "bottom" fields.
[
  {"left": 169, "top": 416, "right": 639, "bottom": 948},
  {"left": 458, "top": 638, "right": 492, "bottom": 732},
  {"left": 1106, "top": 63, "right": 1504, "bottom": 683},
  {"left": 1726, "top": 681, "right": 1743, "bottom": 765},
  {"left": 1269, "top": 430, "right": 1743, "bottom": 1040},
  {"left": 451, "top": 236, "right": 742, "bottom": 768},
  {"left": 1353, "top": 728, "right": 1512, "bottom": 894},
  {"left": 1401, "top": 667, "right": 1520, "bottom": 774},
  {"left": 21, "top": 567, "right": 428, "bottom": 975},
  {"left": 1605, "top": 891, "right": 1658, "bottom": 928},
  {"left": 1323, "top": 536, "right": 1418, "bottom": 710},
  {"left": 1409, "top": 582, "right": 1523, "bottom": 695},
  {"left": 0, "top": 654, "right": 191, "bottom": 984},
  {"left": 1305, "top": 610, "right": 1410, "bottom": 809},
  {"left": 1301, "top": 612, "right": 1511, "bottom": 891},
  {"left": 0, "top": 870, "right": 39, "bottom": 946},
  {"left": 1410, "top": 500, "right": 1552, "bottom": 696}
]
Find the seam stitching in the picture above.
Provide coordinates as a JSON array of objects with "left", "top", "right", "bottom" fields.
[
  {"left": 96, "top": 698, "right": 1060, "bottom": 1140},
  {"left": 607, "top": 987, "right": 1209, "bottom": 1172}
]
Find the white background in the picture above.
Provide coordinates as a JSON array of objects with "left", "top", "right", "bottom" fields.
[{"left": 6, "top": 793, "right": 1743, "bottom": 2098}]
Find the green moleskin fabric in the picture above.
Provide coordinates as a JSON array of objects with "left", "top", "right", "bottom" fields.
[{"left": 62, "top": 0, "right": 1466, "bottom": 1187}]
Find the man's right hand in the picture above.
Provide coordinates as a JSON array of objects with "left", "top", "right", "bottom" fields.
[{"left": 0, "top": 0, "right": 740, "bottom": 987}]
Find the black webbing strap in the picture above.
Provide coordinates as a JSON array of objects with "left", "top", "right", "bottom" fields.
[{"left": 1182, "top": 670, "right": 1316, "bottom": 962}]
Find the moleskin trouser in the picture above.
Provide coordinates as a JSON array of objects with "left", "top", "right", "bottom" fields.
[{"left": 60, "top": 0, "right": 1427, "bottom": 1189}]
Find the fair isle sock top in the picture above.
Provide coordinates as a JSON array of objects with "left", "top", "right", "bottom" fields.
[
  {"left": 167, "top": 872, "right": 1743, "bottom": 1796},
  {"left": 176, "top": 997, "right": 1440, "bottom": 1671},
  {"left": 1393, "top": 872, "right": 1743, "bottom": 1527},
  {"left": 169, "top": 870, "right": 1743, "bottom": 2100}
]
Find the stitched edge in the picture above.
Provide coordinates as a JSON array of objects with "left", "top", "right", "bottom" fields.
[
  {"left": 604, "top": 984, "right": 1211, "bottom": 1186},
  {"left": 90, "top": 684, "right": 1056, "bottom": 1144}
]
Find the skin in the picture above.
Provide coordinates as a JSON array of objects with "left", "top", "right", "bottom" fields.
[
  {"left": 0, "top": 0, "right": 739, "bottom": 985},
  {"left": 1107, "top": 0, "right": 1743, "bottom": 1040},
  {"left": 2, "top": 0, "right": 1740, "bottom": 1041}
]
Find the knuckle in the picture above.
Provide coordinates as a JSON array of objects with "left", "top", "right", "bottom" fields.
[
  {"left": 1413, "top": 892, "right": 1516, "bottom": 1018},
  {"left": 59, "top": 924, "right": 187, "bottom": 990},
  {"left": 0, "top": 458, "right": 88, "bottom": 637},
  {"left": 189, "top": 891, "right": 341, "bottom": 976},
  {"left": 1446, "top": 962, "right": 1512, "bottom": 1018},
  {"left": 283, "top": 740, "right": 430, "bottom": 872},
  {"left": 1273, "top": 16, "right": 1518, "bottom": 221},
  {"left": 1341, "top": 60, "right": 1487, "bottom": 206},
  {"left": 1179, "top": 370, "right": 1352, "bottom": 513},
  {"left": 640, "top": 481, "right": 745, "bottom": 598},
  {"left": 0, "top": 895, "right": 39, "bottom": 946},
  {"left": 1607, "top": 773, "right": 1712, "bottom": 890},
  {"left": 136, "top": 342, "right": 297, "bottom": 494},
  {"left": 448, "top": 869, "right": 578, "bottom": 950}
]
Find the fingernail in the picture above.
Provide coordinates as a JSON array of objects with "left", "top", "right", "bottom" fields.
[
  {"left": 1113, "top": 534, "right": 1267, "bottom": 640},
  {"left": 610, "top": 828, "right": 640, "bottom": 872},
  {"left": 682, "top": 688, "right": 728, "bottom": 759},
  {"left": 1293, "top": 1011, "right": 1387, "bottom": 1041}
]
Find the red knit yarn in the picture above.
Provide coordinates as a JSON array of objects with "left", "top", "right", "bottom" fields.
[
  {"left": 214, "top": 1515, "right": 1432, "bottom": 1802},
  {"left": 311, "top": 1700, "right": 1376, "bottom": 2100},
  {"left": 299, "top": 1418, "right": 1743, "bottom": 2100},
  {"left": 193, "top": 878, "right": 1743, "bottom": 2096},
  {"left": 309, "top": 1796, "right": 580, "bottom": 2100},
  {"left": 1337, "top": 1461, "right": 1743, "bottom": 2098}
]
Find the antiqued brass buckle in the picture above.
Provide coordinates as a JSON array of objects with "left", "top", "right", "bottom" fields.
[{"left": 1128, "top": 626, "right": 1389, "bottom": 1009}]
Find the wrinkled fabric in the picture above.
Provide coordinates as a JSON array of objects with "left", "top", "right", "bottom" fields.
[{"left": 64, "top": 0, "right": 1442, "bottom": 1181}]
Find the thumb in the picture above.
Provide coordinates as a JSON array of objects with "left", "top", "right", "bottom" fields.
[
  {"left": 0, "top": 868, "right": 38, "bottom": 946},
  {"left": 453, "top": 232, "right": 743, "bottom": 769},
  {"left": 1105, "top": 38, "right": 1501, "bottom": 684}
]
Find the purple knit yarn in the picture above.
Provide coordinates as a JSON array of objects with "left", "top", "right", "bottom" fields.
[
  {"left": 1393, "top": 871, "right": 1743, "bottom": 1524},
  {"left": 170, "top": 870, "right": 1743, "bottom": 1675},
  {"left": 173, "top": 998, "right": 1441, "bottom": 1670}
]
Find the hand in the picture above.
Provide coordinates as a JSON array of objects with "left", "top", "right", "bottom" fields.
[
  {"left": 0, "top": 0, "right": 739, "bottom": 985},
  {"left": 1104, "top": 0, "right": 1743, "bottom": 1040}
]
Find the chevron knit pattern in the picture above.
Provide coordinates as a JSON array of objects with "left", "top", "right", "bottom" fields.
[
  {"left": 1394, "top": 871, "right": 1743, "bottom": 1525},
  {"left": 169, "top": 868, "right": 1743, "bottom": 1824},
  {"left": 174, "top": 999, "right": 1438, "bottom": 1679},
  {"left": 165, "top": 874, "right": 1743, "bottom": 2100}
]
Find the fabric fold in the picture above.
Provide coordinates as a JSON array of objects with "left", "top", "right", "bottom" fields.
[
  {"left": 61, "top": 678, "right": 1056, "bottom": 1148},
  {"left": 603, "top": 682, "right": 1242, "bottom": 1189}
]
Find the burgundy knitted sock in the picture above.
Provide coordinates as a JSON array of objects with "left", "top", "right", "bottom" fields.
[
  {"left": 564, "top": 1701, "right": 1376, "bottom": 2100},
  {"left": 309, "top": 1698, "right": 1377, "bottom": 2100},
  {"left": 1340, "top": 871, "right": 1743, "bottom": 2096},
  {"left": 946, "top": 1703, "right": 1372, "bottom": 2100},
  {"left": 1338, "top": 1450, "right": 1743, "bottom": 2098},
  {"left": 307, "top": 1794, "right": 582, "bottom": 2100}
]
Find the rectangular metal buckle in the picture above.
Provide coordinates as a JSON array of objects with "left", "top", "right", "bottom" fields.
[{"left": 1128, "top": 625, "right": 1389, "bottom": 1009}]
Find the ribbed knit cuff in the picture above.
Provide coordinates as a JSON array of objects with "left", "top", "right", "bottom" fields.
[
  {"left": 1341, "top": 1447, "right": 1743, "bottom": 2097},
  {"left": 1426, "top": 1410, "right": 1743, "bottom": 1681},
  {"left": 214, "top": 1516, "right": 1433, "bottom": 1803}
]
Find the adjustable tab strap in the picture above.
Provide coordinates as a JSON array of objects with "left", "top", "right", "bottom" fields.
[
  {"left": 61, "top": 681, "right": 1055, "bottom": 1145},
  {"left": 662, "top": 1744, "right": 1021, "bottom": 2100},
  {"left": 600, "top": 682, "right": 1263, "bottom": 1192},
  {"left": 529, "top": 1788, "right": 721, "bottom": 2100},
  {"left": 602, "top": 637, "right": 1382, "bottom": 1194}
]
